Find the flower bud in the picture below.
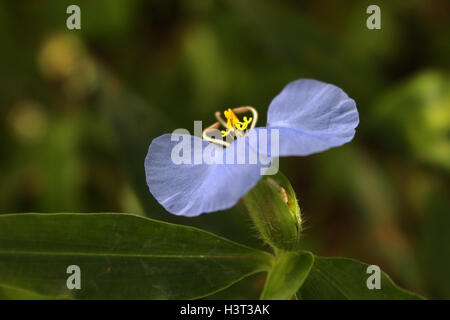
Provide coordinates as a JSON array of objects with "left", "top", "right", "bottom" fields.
[{"left": 242, "top": 171, "right": 302, "bottom": 251}]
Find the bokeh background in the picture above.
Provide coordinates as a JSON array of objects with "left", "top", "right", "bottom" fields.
[{"left": 0, "top": 0, "right": 449, "bottom": 299}]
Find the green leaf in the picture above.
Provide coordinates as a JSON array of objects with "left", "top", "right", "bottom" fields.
[
  {"left": 0, "top": 285, "right": 56, "bottom": 300},
  {"left": 260, "top": 251, "right": 314, "bottom": 300},
  {"left": 0, "top": 213, "right": 273, "bottom": 299},
  {"left": 299, "top": 256, "right": 424, "bottom": 300}
]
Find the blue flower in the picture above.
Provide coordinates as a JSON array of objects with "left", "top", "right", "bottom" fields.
[{"left": 145, "top": 79, "right": 359, "bottom": 217}]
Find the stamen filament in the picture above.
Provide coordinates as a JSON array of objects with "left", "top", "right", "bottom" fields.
[{"left": 202, "top": 106, "right": 258, "bottom": 147}]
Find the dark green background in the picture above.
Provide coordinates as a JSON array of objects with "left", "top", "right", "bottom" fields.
[{"left": 0, "top": 0, "right": 448, "bottom": 299}]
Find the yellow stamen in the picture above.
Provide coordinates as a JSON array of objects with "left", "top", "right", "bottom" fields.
[{"left": 222, "top": 108, "right": 253, "bottom": 137}]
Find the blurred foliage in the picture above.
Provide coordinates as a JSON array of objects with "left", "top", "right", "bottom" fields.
[{"left": 0, "top": 0, "right": 448, "bottom": 299}]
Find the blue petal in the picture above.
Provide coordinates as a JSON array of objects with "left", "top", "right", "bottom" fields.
[
  {"left": 266, "top": 79, "right": 359, "bottom": 156},
  {"left": 145, "top": 133, "right": 267, "bottom": 217}
]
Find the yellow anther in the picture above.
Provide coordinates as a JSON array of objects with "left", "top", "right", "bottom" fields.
[{"left": 223, "top": 108, "right": 253, "bottom": 132}]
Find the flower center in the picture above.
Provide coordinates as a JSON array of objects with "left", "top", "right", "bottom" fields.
[
  {"left": 202, "top": 106, "right": 258, "bottom": 147},
  {"left": 222, "top": 108, "right": 253, "bottom": 137}
]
